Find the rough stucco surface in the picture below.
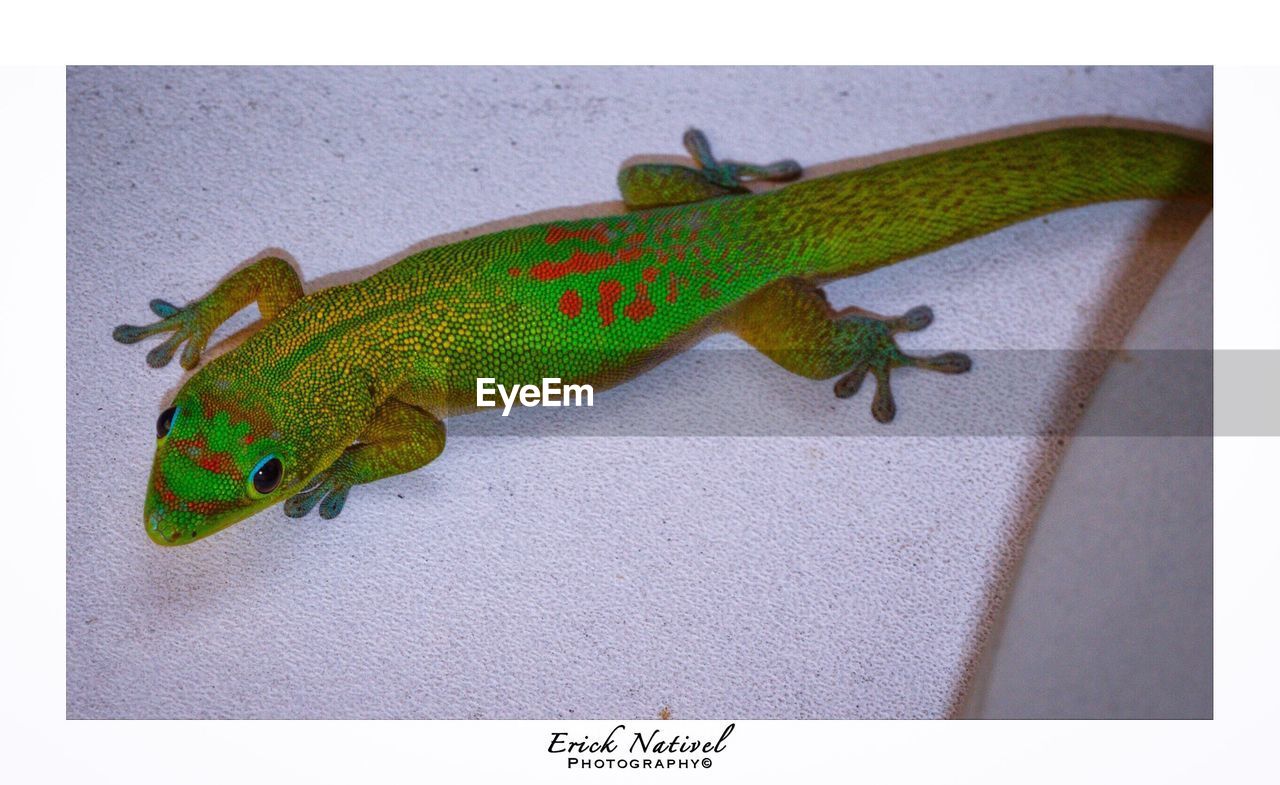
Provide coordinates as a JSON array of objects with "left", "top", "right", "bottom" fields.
[{"left": 66, "top": 67, "right": 1212, "bottom": 719}]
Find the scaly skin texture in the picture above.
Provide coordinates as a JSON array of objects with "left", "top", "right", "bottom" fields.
[{"left": 114, "top": 126, "right": 1212, "bottom": 545}]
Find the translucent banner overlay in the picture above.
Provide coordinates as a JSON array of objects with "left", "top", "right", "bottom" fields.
[{"left": 438, "top": 348, "right": 1256, "bottom": 438}]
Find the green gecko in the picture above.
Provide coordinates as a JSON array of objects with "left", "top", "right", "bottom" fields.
[{"left": 114, "top": 126, "right": 1212, "bottom": 545}]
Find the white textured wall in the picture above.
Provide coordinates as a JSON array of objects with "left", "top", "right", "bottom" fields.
[
  {"left": 966, "top": 218, "right": 1213, "bottom": 718},
  {"left": 67, "top": 67, "right": 1212, "bottom": 718}
]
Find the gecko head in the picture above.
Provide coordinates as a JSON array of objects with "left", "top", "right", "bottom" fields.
[{"left": 141, "top": 387, "right": 325, "bottom": 546}]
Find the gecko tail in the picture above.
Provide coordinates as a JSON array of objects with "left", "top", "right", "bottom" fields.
[{"left": 764, "top": 125, "right": 1212, "bottom": 279}]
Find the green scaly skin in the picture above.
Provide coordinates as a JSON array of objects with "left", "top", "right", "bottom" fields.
[{"left": 114, "top": 125, "right": 1212, "bottom": 545}]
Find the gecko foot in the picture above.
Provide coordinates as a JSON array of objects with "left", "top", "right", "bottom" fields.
[
  {"left": 832, "top": 305, "right": 972, "bottom": 423},
  {"left": 683, "top": 128, "right": 802, "bottom": 190},
  {"left": 112, "top": 298, "right": 213, "bottom": 370},
  {"left": 618, "top": 129, "right": 803, "bottom": 209},
  {"left": 283, "top": 463, "right": 353, "bottom": 520}
]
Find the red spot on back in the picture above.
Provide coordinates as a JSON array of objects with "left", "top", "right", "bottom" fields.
[
  {"left": 529, "top": 250, "right": 614, "bottom": 282},
  {"left": 546, "top": 223, "right": 611, "bottom": 246},
  {"left": 642, "top": 266, "right": 658, "bottom": 283},
  {"left": 508, "top": 267, "right": 522, "bottom": 277},
  {"left": 618, "top": 234, "right": 645, "bottom": 263},
  {"left": 598, "top": 280, "right": 623, "bottom": 326},
  {"left": 622, "top": 283, "right": 656, "bottom": 323},
  {"left": 531, "top": 231, "right": 648, "bottom": 282},
  {"left": 666, "top": 271, "right": 679, "bottom": 303},
  {"left": 558, "top": 289, "right": 583, "bottom": 319},
  {"left": 617, "top": 245, "right": 643, "bottom": 263}
]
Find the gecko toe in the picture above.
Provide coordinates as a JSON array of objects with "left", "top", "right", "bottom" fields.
[
  {"left": 910, "top": 351, "right": 972, "bottom": 374},
  {"left": 833, "top": 362, "right": 869, "bottom": 399},
  {"left": 145, "top": 333, "right": 184, "bottom": 368},
  {"left": 112, "top": 324, "right": 147, "bottom": 344},
  {"left": 870, "top": 368, "right": 897, "bottom": 423},
  {"left": 284, "top": 486, "right": 325, "bottom": 518},
  {"left": 149, "top": 299, "right": 181, "bottom": 318},
  {"left": 318, "top": 486, "right": 350, "bottom": 520},
  {"left": 179, "top": 337, "right": 208, "bottom": 370},
  {"left": 890, "top": 305, "right": 933, "bottom": 333},
  {"left": 286, "top": 463, "right": 353, "bottom": 519},
  {"left": 728, "top": 157, "right": 803, "bottom": 183}
]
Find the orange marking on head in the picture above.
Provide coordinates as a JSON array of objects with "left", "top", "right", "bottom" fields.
[
  {"left": 187, "top": 499, "right": 233, "bottom": 515},
  {"left": 169, "top": 435, "right": 208, "bottom": 452},
  {"left": 198, "top": 392, "right": 275, "bottom": 437},
  {"left": 154, "top": 473, "right": 179, "bottom": 507},
  {"left": 642, "top": 266, "right": 658, "bottom": 283},
  {"left": 196, "top": 451, "right": 242, "bottom": 480}
]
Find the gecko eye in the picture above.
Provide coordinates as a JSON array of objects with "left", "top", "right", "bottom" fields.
[
  {"left": 156, "top": 406, "right": 179, "bottom": 440},
  {"left": 250, "top": 455, "right": 283, "bottom": 496}
]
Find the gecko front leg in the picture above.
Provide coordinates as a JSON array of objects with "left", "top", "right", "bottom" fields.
[
  {"left": 112, "top": 254, "right": 303, "bottom": 369},
  {"left": 283, "top": 398, "right": 447, "bottom": 520}
]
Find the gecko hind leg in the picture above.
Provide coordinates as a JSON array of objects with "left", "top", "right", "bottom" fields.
[
  {"left": 617, "top": 128, "right": 802, "bottom": 210},
  {"left": 722, "top": 279, "right": 971, "bottom": 423},
  {"left": 112, "top": 255, "right": 303, "bottom": 370},
  {"left": 283, "top": 398, "right": 446, "bottom": 520}
]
